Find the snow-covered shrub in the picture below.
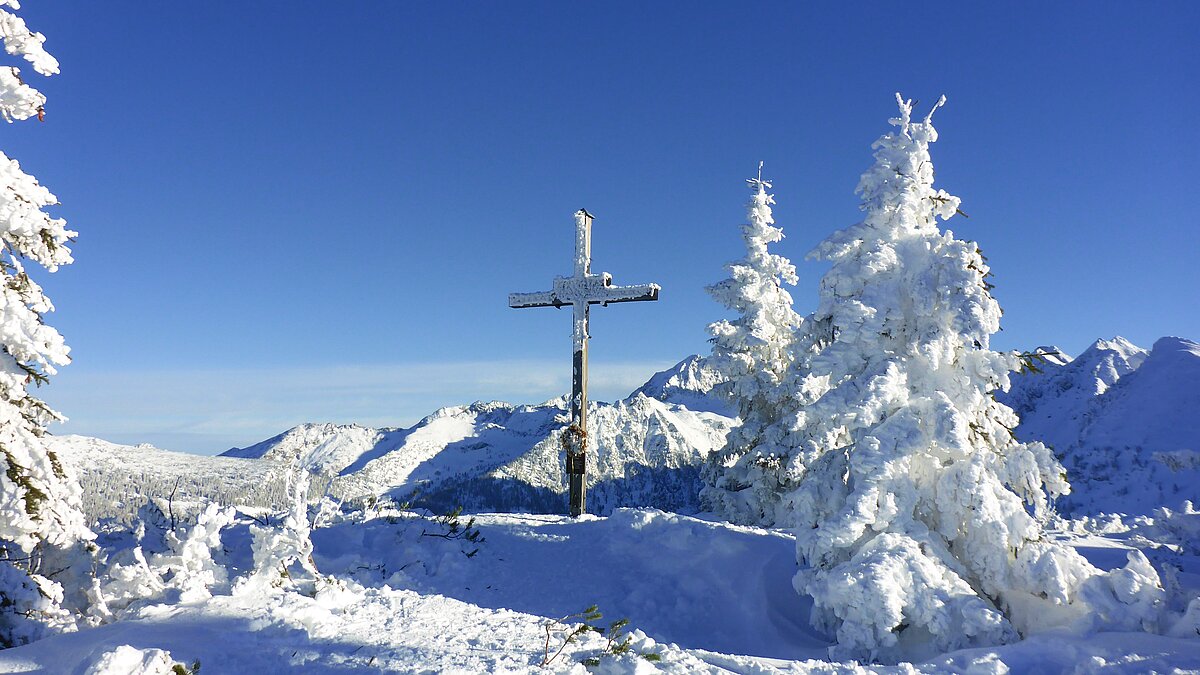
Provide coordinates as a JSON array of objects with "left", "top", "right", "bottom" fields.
[
  {"left": 90, "top": 473, "right": 334, "bottom": 619},
  {"left": 88, "top": 499, "right": 238, "bottom": 619},
  {"left": 538, "top": 604, "right": 665, "bottom": 668},
  {"left": 236, "top": 468, "right": 321, "bottom": 596},
  {"left": 87, "top": 545, "right": 164, "bottom": 622},
  {"left": 0, "top": 558, "right": 73, "bottom": 647},
  {"left": 134, "top": 498, "right": 174, "bottom": 554},
  {"left": 701, "top": 167, "right": 809, "bottom": 527},
  {"left": 786, "top": 94, "right": 1164, "bottom": 662},
  {"left": 312, "top": 495, "right": 342, "bottom": 529},
  {"left": 150, "top": 502, "right": 236, "bottom": 603},
  {"left": 0, "top": 3, "right": 95, "bottom": 647},
  {"left": 1166, "top": 597, "right": 1200, "bottom": 639}
]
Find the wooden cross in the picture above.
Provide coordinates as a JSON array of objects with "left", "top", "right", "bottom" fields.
[{"left": 508, "top": 209, "right": 660, "bottom": 517}]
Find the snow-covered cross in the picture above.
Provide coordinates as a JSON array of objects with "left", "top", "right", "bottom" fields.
[{"left": 508, "top": 209, "right": 660, "bottom": 517}]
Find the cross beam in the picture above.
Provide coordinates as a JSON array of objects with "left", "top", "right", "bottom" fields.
[{"left": 508, "top": 209, "right": 660, "bottom": 517}]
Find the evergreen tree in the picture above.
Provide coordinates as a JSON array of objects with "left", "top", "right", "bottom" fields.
[
  {"left": 0, "top": 2, "right": 91, "bottom": 647},
  {"left": 787, "top": 95, "right": 1162, "bottom": 662},
  {"left": 700, "top": 166, "right": 807, "bottom": 526}
]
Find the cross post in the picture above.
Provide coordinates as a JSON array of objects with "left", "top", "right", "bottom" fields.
[{"left": 508, "top": 209, "right": 660, "bottom": 517}]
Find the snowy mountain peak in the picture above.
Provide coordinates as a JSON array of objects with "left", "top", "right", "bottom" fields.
[
  {"left": 1079, "top": 335, "right": 1200, "bottom": 455},
  {"left": 1044, "top": 335, "right": 1150, "bottom": 398},
  {"left": 998, "top": 337, "right": 1148, "bottom": 453},
  {"left": 222, "top": 422, "right": 400, "bottom": 474},
  {"left": 1077, "top": 337, "right": 1148, "bottom": 396},
  {"left": 1149, "top": 335, "right": 1200, "bottom": 360},
  {"left": 1031, "top": 345, "right": 1072, "bottom": 366},
  {"left": 1084, "top": 335, "right": 1146, "bottom": 362},
  {"left": 1000, "top": 335, "right": 1199, "bottom": 517},
  {"left": 630, "top": 355, "right": 731, "bottom": 415}
]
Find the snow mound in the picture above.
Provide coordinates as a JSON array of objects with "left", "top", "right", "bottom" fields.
[
  {"left": 313, "top": 508, "right": 827, "bottom": 661},
  {"left": 83, "top": 645, "right": 177, "bottom": 674}
]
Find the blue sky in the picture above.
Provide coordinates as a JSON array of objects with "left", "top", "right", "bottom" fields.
[{"left": 7, "top": 2, "right": 1197, "bottom": 454}]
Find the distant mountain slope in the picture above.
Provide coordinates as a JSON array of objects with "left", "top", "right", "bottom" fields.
[
  {"left": 222, "top": 422, "right": 413, "bottom": 475},
  {"left": 322, "top": 395, "right": 732, "bottom": 514},
  {"left": 630, "top": 354, "right": 732, "bottom": 415},
  {"left": 56, "top": 339, "right": 1200, "bottom": 525},
  {"left": 1000, "top": 337, "right": 1148, "bottom": 452},
  {"left": 220, "top": 357, "right": 735, "bottom": 515},
  {"left": 1000, "top": 336, "right": 1199, "bottom": 516},
  {"left": 1078, "top": 337, "right": 1200, "bottom": 453},
  {"left": 49, "top": 435, "right": 290, "bottom": 524}
]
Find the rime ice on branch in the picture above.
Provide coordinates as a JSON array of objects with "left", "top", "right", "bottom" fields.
[
  {"left": 0, "top": 0, "right": 91, "bottom": 648},
  {"left": 701, "top": 166, "right": 808, "bottom": 527},
  {"left": 786, "top": 94, "right": 1164, "bottom": 662},
  {"left": 508, "top": 209, "right": 660, "bottom": 517}
]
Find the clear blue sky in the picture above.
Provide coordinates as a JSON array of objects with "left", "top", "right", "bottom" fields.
[{"left": 7, "top": 2, "right": 1197, "bottom": 454}]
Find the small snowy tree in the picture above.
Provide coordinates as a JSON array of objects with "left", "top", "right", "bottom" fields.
[
  {"left": 787, "top": 95, "right": 1162, "bottom": 662},
  {"left": 236, "top": 467, "right": 321, "bottom": 596},
  {"left": 152, "top": 502, "right": 236, "bottom": 603},
  {"left": 0, "top": 2, "right": 91, "bottom": 647},
  {"left": 700, "top": 166, "right": 807, "bottom": 526}
]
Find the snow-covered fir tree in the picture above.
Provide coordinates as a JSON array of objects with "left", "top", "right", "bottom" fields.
[
  {"left": 787, "top": 95, "right": 1163, "bottom": 662},
  {"left": 700, "top": 166, "right": 807, "bottom": 527},
  {"left": 0, "top": 2, "right": 92, "bottom": 647}
]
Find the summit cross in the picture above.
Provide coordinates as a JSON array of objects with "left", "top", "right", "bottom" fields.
[{"left": 508, "top": 209, "right": 660, "bottom": 517}]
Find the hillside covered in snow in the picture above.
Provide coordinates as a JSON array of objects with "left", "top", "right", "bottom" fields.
[
  {"left": 228, "top": 356, "right": 732, "bottom": 516},
  {"left": 1000, "top": 336, "right": 1200, "bottom": 518}
]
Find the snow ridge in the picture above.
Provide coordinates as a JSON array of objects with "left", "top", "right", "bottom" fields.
[
  {"left": 58, "top": 362, "right": 734, "bottom": 523},
  {"left": 1000, "top": 336, "right": 1148, "bottom": 453},
  {"left": 631, "top": 355, "right": 731, "bottom": 415},
  {"left": 204, "top": 380, "right": 731, "bottom": 517},
  {"left": 1003, "top": 336, "right": 1200, "bottom": 517}
]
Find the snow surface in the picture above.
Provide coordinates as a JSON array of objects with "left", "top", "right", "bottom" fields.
[{"left": 0, "top": 506, "right": 1196, "bottom": 673}]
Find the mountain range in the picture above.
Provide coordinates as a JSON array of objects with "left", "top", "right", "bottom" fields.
[{"left": 52, "top": 337, "right": 1199, "bottom": 524}]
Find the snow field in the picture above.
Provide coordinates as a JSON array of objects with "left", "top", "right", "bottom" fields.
[{"left": 3, "top": 503, "right": 1197, "bottom": 673}]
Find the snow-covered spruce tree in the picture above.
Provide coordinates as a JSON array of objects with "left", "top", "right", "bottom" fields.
[
  {"left": 0, "top": 2, "right": 91, "bottom": 647},
  {"left": 700, "top": 167, "right": 807, "bottom": 527},
  {"left": 788, "top": 95, "right": 1163, "bottom": 662}
]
